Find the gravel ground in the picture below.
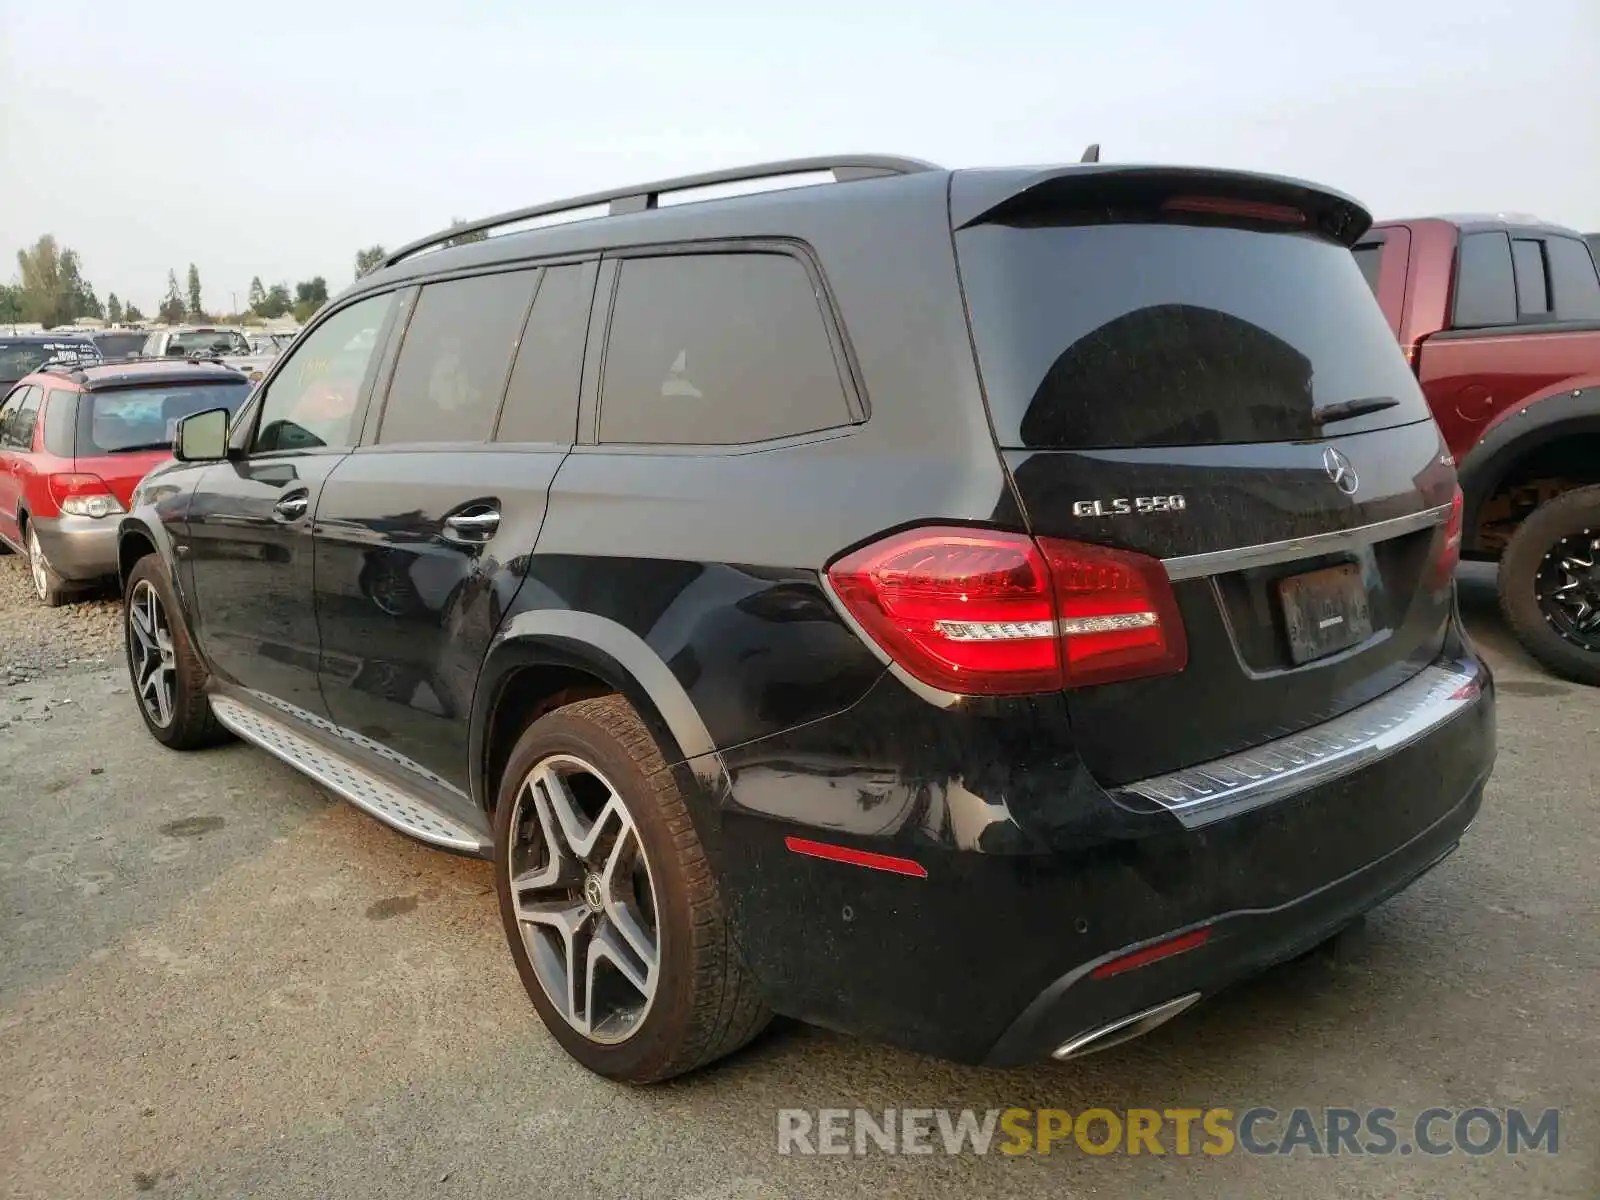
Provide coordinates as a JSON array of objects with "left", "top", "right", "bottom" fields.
[
  {"left": 0, "top": 562, "right": 1595, "bottom": 1199},
  {"left": 0, "top": 556, "right": 122, "bottom": 685}
]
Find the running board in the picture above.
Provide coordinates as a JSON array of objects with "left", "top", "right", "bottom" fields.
[{"left": 209, "top": 695, "right": 491, "bottom": 854}]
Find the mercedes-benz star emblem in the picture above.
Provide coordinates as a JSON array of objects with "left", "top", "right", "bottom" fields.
[{"left": 1323, "top": 447, "right": 1359, "bottom": 496}]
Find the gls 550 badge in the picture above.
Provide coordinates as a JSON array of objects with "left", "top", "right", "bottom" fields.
[{"left": 1072, "top": 495, "right": 1188, "bottom": 518}]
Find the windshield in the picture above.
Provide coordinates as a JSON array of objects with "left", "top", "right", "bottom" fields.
[
  {"left": 166, "top": 330, "right": 251, "bottom": 356},
  {"left": 956, "top": 222, "right": 1431, "bottom": 449},
  {"left": 0, "top": 341, "right": 101, "bottom": 381},
  {"left": 80, "top": 381, "right": 252, "bottom": 453},
  {"left": 92, "top": 332, "right": 149, "bottom": 359}
]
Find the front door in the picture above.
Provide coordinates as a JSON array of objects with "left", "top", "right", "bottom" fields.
[
  {"left": 183, "top": 291, "right": 399, "bottom": 718},
  {"left": 314, "top": 263, "right": 592, "bottom": 795}
]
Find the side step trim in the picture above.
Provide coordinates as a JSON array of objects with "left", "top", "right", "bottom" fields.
[{"left": 209, "top": 695, "right": 490, "bottom": 854}]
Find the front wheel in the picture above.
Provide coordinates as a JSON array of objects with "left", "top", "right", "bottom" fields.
[
  {"left": 1498, "top": 484, "right": 1600, "bottom": 686},
  {"left": 493, "top": 695, "right": 770, "bottom": 1082},
  {"left": 124, "top": 556, "right": 230, "bottom": 748}
]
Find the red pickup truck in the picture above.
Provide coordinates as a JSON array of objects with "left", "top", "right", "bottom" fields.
[{"left": 1357, "top": 215, "right": 1600, "bottom": 684}]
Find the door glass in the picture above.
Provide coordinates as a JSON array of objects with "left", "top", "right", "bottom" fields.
[
  {"left": 1511, "top": 239, "right": 1550, "bottom": 317},
  {"left": 252, "top": 293, "right": 395, "bottom": 452},
  {"left": 495, "top": 265, "right": 591, "bottom": 444},
  {"left": 8, "top": 388, "right": 42, "bottom": 450},
  {"left": 0, "top": 388, "right": 26, "bottom": 447}
]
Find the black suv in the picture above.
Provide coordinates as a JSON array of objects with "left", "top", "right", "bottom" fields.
[{"left": 117, "top": 155, "right": 1496, "bottom": 1082}]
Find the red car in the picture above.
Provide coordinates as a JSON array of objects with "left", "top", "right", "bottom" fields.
[
  {"left": 1356, "top": 215, "right": 1600, "bottom": 683},
  {"left": 0, "top": 359, "right": 251, "bottom": 605}
]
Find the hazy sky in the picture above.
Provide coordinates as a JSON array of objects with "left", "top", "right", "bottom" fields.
[{"left": 3, "top": 0, "right": 1596, "bottom": 315}]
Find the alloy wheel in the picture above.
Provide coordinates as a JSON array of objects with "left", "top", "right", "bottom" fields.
[
  {"left": 128, "top": 579, "right": 177, "bottom": 727},
  {"left": 27, "top": 527, "right": 49, "bottom": 601},
  {"left": 506, "top": 754, "right": 660, "bottom": 1044},
  {"left": 1536, "top": 531, "right": 1600, "bottom": 652}
]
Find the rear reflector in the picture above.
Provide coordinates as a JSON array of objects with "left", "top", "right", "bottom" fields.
[
  {"left": 1090, "top": 927, "right": 1211, "bottom": 979},
  {"left": 1435, "top": 486, "right": 1464, "bottom": 587},
  {"left": 827, "top": 526, "right": 1187, "bottom": 695},
  {"left": 783, "top": 836, "right": 928, "bottom": 878}
]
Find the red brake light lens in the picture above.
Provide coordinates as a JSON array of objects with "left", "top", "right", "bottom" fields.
[
  {"left": 827, "top": 527, "right": 1187, "bottom": 695},
  {"left": 1161, "top": 195, "right": 1307, "bottom": 226},
  {"left": 1435, "top": 486, "right": 1464, "bottom": 586},
  {"left": 47, "top": 473, "right": 125, "bottom": 519}
]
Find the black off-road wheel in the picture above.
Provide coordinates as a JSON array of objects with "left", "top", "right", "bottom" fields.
[
  {"left": 1498, "top": 485, "right": 1600, "bottom": 687},
  {"left": 123, "top": 556, "right": 230, "bottom": 748},
  {"left": 493, "top": 695, "right": 770, "bottom": 1082}
]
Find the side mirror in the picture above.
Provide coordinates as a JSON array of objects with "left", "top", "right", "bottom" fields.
[{"left": 175, "top": 407, "right": 231, "bottom": 462}]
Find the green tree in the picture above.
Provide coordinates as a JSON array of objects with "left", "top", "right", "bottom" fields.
[
  {"left": 248, "top": 276, "right": 267, "bottom": 314},
  {"left": 16, "top": 235, "right": 81, "bottom": 327},
  {"left": 354, "top": 245, "right": 387, "bottom": 279},
  {"left": 159, "top": 270, "right": 186, "bottom": 324},
  {"left": 442, "top": 218, "right": 487, "bottom": 249},
  {"left": 186, "top": 263, "right": 205, "bottom": 320},
  {"left": 106, "top": 293, "right": 123, "bottom": 324},
  {"left": 0, "top": 284, "right": 22, "bottom": 323},
  {"left": 291, "top": 276, "right": 329, "bottom": 323},
  {"left": 259, "top": 283, "right": 292, "bottom": 319},
  {"left": 124, "top": 301, "right": 146, "bottom": 323}
]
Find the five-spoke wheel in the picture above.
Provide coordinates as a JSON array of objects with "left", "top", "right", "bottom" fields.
[{"left": 128, "top": 578, "right": 177, "bottom": 728}]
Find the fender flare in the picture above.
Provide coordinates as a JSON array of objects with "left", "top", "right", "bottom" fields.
[
  {"left": 1457, "top": 384, "right": 1600, "bottom": 555},
  {"left": 469, "top": 609, "right": 726, "bottom": 818}
]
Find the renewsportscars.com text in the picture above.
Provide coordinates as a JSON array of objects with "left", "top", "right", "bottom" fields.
[{"left": 776, "top": 1106, "right": 1560, "bottom": 1157}]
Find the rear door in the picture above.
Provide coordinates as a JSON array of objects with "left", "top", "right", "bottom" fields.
[
  {"left": 0, "top": 386, "right": 37, "bottom": 547},
  {"left": 954, "top": 170, "right": 1459, "bottom": 783},
  {"left": 313, "top": 260, "right": 595, "bottom": 796}
]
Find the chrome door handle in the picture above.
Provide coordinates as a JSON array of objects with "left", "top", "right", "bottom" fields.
[
  {"left": 442, "top": 510, "right": 500, "bottom": 543},
  {"left": 273, "top": 494, "right": 309, "bottom": 521}
]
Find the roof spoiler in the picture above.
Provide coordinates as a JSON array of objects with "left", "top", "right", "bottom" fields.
[{"left": 951, "top": 165, "right": 1372, "bottom": 245}]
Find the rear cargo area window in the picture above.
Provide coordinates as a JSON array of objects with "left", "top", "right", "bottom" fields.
[
  {"left": 1511, "top": 239, "right": 1550, "bottom": 317},
  {"left": 380, "top": 270, "right": 538, "bottom": 445},
  {"left": 1453, "top": 232, "right": 1517, "bottom": 328},
  {"left": 598, "top": 252, "right": 850, "bottom": 446},
  {"left": 956, "top": 222, "right": 1430, "bottom": 449}
]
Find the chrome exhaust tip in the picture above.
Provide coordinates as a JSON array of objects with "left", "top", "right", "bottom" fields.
[{"left": 1052, "top": 992, "right": 1202, "bottom": 1061}]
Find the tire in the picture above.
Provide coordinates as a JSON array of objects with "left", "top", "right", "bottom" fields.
[
  {"left": 493, "top": 695, "right": 770, "bottom": 1083},
  {"left": 25, "top": 523, "right": 72, "bottom": 607},
  {"left": 1498, "top": 484, "right": 1600, "bottom": 687},
  {"left": 123, "top": 555, "right": 230, "bottom": 748}
]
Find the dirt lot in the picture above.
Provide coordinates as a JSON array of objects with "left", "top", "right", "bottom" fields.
[{"left": 0, "top": 556, "right": 1595, "bottom": 1199}]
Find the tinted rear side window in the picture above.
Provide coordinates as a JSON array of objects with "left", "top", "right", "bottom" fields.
[
  {"left": 1511, "top": 239, "right": 1550, "bottom": 316},
  {"left": 957, "top": 223, "right": 1430, "bottom": 449},
  {"left": 42, "top": 388, "right": 79, "bottom": 456},
  {"left": 1453, "top": 231, "right": 1517, "bottom": 328},
  {"left": 1546, "top": 236, "right": 1600, "bottom": 320},
  {"left": 81, "top": 383, "right": 252, "bottom": 454},
  {"left": 495, "top": 264, "right": 592, "bottom": 444},
  {"left": 379, "top": 270, "right": 538, "bottom": 445},
  {"left": 599, "top": 252, "right": 851, "bottom": 445},
  {"left": 1352, "top": 241, "right": 1384, "bottom": 295}
]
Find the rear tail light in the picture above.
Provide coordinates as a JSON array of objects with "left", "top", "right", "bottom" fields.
[
  {"left": 1162, "top": 195, "right": 1307, "bottom": 226},
  {"left": 826, "top": 526, "right": 1188, "bottom": 695},
  {"left": 48, "top": 473, "right": 126, "bottom": 519},
  {"left": 1435, "top": 486, "right": 1464, "bottom": 587}
]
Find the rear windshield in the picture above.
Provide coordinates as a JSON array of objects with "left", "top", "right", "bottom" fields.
[
  {"left": 957, "top": 223, "right": 1431, "bottom": 449},
  {"left": 92, "top": 332, "right": 149, "bottom": 359},
  {"left": 0, "top": 341, "right": 101, "bottom": 381},
  {"left": 79, "top": 382, "right": 251, "bottom": 454},
  {"left": 166, "top": 330, "right": 250, "bottom": 356}
]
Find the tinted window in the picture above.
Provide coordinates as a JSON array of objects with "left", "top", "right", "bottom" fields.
[
  {"left": 6, "top": 387, "right": 42, "bottom": 450},
  {"left": 253, "top": 293, "right": 394, "bottom": 453},
  {"left": 0, "top": 386, "right": 32, "bottom": 447},
  {"left": 0, "top": 340, "right": 98, "bottom": 382},
  {"left": 42, "top": 388, "right": 79, "bottom": 456},
  {"left": 92, "top": 332, "right": 149, "bottom": 359},
  {"left": 957, "top": 222, "right": 1431, "bottom": 449},
  {"left": 1453, "top": 231, "right": 1517, "bottom": 328},
  {"left": 378, "top": 270, "right": 537, "bottom": 445},
  {"left": 1352, "top": 242, "right": 1384, "bottom": 295},
  {"left": 495, "top": 265, "right": 591, "bottom": 444},
  {"left": 82, "top": 383, "right": 252, "bottom": 454},
  {"left": 1545, "top": 237, "right": 1600, "bottom": 321},
  {"left": 166, "top": 329, "right": 250, "bottom": 356},
  {"left": 599, "top": 253, "right": 850, "bottom": 445},
  {"left": 1511, "top": 239, "right": 1550, "bottom": 316}
]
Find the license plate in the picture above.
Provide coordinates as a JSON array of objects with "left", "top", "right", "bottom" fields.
[{"left": 1278, "top": 563, "right": 1373, "bottom": 665}]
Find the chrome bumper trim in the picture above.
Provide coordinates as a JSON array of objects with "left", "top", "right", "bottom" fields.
[
  {"left": 1161, "top": 502, "right": 1453, "bottom": 582},
  {"left": 1117, "top": 658, "right": 1485, "bottom": 828}
]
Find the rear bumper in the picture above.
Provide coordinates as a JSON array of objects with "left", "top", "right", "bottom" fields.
[
  {"left": 709, "top": 647, "right": 1495, "bottom": 1065},
  {"left": 30, "top": 515, "right": 120, "bottom": 582}
]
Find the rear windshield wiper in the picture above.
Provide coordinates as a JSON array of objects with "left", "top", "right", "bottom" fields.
[
  {"left": 106, "top": 441, "right": 173, "bottom": 454},
  {"left": 1311, "top": 396, "right": 1400, "bottom": 426}
]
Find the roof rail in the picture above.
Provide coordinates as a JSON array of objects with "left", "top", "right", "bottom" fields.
[{"left": 384, "top": 154, "right": 940, "bottom": 268}]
